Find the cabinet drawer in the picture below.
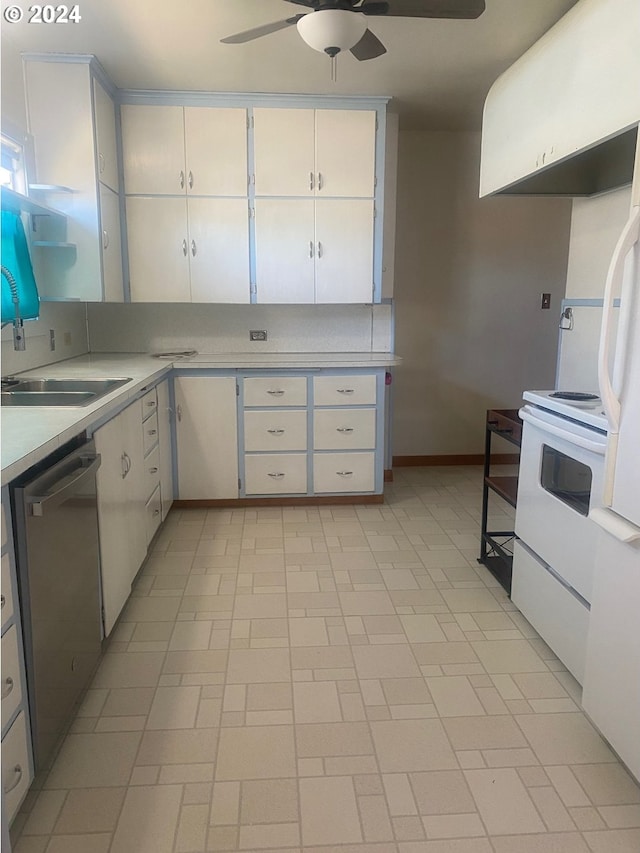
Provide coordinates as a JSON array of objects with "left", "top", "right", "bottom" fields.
[
  {"left": 245, "top": 454, "right": 307, "bottom": 495},
  {"left": 142, "top": 410, "right": 159, "bottom": 456},
  {"left": 141, "top": 387, "right": 158, "bottom": 422},
  {"left": 314, "top": 374, "right": 377, "bottom": 406},
  {"left": 244, "top": 377, "right": 307, "bottom": 407},
  {"left": 1, "top": 501, "right": 7, "bottom": 548},
  {"left": 1, "top": 624, "right": 23, "bottom": 731},
  {"left": 1, "top": 552, "right": 14, "bottom": 630},
  {"left": 144, "top": 444, "right": 161, "bottom": 499},
  {"left": 313, "top": 452, "right": 375, "bottom": 493},
  {"left": 314, "top": 409, "right": 376, "bottom": 450},
  {"left": 244, "top": 410, "right": 307, "bottom": 452},
  {"left": 512, "top": 540, "right": 589, "bottom": 684},
  {"left": 145, "top": 484, "right": 162, "bottom": 545},
  {"left": 2, "top": 710, "right": 31, "bottom": 824}
]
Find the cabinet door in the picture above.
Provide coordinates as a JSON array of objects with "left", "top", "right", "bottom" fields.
[
  {"left": 315, "top": 109, "right": 376, "bottom": 198},
  {"left": 120, "top": 400, "right": 148, "bottom": 575},
  {"left": 121, "top": 104, "right": 186, "bottom": 195},
  {"left": 175, "top": 377, "right": 239, "bottom": 500},
  {"left": 126, "top": 197, "right": 191, "bottom": 302},
  {"left": 94, "top": 415, "right": 130, "bottom": 636},
  {"left": 188, "top": 198, "right": 250, "bottom": 303},
  {"left": 253, "top": 108, "right": 315, "bottom": 196},
  {"left": 99, "top": 183, "right": 124, "bottom": 302},
  {"left": 184, "top": 107, "right": 248, "bottom": 196},
  {"left": 157, "top": 380, "right": 174, "bottom": 520},
  {"left": 93, "top": 78, "right": 119, "bottom": 192},
  {"left": 314, "top": 199, "right": 374, "bottom": 303},
  {"left": 254, "top": 199, "right": 315, "bottom": 303}
]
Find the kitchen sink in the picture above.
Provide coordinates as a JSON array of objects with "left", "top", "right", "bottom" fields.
[{"left": 1, "top": 377, "right": 132, "bottom": 407}]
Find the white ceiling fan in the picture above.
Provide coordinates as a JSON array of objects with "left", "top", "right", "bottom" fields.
[{"left": 221, "top": 0, "right": 486, "bottom": 62}]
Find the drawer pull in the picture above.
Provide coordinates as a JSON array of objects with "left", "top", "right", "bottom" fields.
[
  {"left": 4, "top": 764, "right": 22, "bottom": 794},
  {"left": 336, "top": 427, "right": 354, "bottom": 433},
  {"left": 2, "top": 676, "right": 14, "bottom": 699},
  {"left": 267, "top": 472, "right": 285, "bottom": 478},
  {"left": 149, "top": 467, "right": 159, "bottom": 474},
  {"left": 267, "top": 429, "right": 285, "bottom": 435},
  {"left": 1, "top": 594, "right": 5, "bottom": 609},
  {"left": 337, "top": 389, "right": 354, "bottom": 394},
  {"left": 266, "top": 390, "right": 285, "bottom": 396},
  {"left": 153, "top": 509, "right": 161, "bottom": 517},
  {"left": 146, "top": 401, "right": 156, "bottom": 408},
  {"left": 337, "top": 470, "right": 354, "bottom": 476},
  {"left": 147, "top": 429, "right": 157, "bottom": 436}
]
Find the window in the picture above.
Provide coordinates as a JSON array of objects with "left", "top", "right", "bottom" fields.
[{"left": 1, "top": 134, "right": 26, "bottom": 194}]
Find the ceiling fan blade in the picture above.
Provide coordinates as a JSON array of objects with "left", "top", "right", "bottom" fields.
[
  {"left": 362, "top": 0, "right": 485, "bottom": 18},
  {"left": 350, "top": 28, "right": 387, "bottom": 60},
  {"left": 220, "top": 15, "right": 303, "bottom": 45}
]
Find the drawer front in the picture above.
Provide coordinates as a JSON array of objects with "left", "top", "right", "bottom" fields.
[
  {"left": 314, "top": 374, "right": 377, "bottom": 407},
  {"left": 142, "top": 410, "right": 160, "bottom": 456},
  {"left": 245, "top": 454, "right": 307, "bottom": 495},
  {"left": 141, "top": 387, "right": 158, "bottom": 421},
  {"left": 145, "top": 484, "right": 162, "bottom": 545},
  {"left": 314, "top": 408, "right": 376, "bottom": 450},
  {"left": 144, "top": 444, "right": 161, "bottom": 499},
  {"left": 313, "top": 452, "right": 375, "bottom": 493},
  {"left": 1, "top": 624, "right": 23, "bottom": 731},
  {"left": 244, "top": 377, "right": 307, "bottom": 407},
  {"left": 244, "top": 410, "right": 307, "bottom": 452},
  {"left": 512, "top": 540, "right": 589, "bottom": 684},
  {"left": 1, "top": 501, "right": 7, "bottom": 548},
  {"left": 1, "top": 552, "right": 14, "bottom": 630},
  {"left": 2, "top": 710, "right": 31, "bottom": 823}
]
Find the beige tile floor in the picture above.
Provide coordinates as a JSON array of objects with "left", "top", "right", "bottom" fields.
[{"left": 11, "top": 466, "right": 640, "bottom": 853}]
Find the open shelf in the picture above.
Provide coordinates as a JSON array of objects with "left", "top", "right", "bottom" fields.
[
  {"left": 1, "top": 187, "right": 66, "bottom": 223},
  {"left": 485, "top": 475, "right": 518, "bottom": 508}
]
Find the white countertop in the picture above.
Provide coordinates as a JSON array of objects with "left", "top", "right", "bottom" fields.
[{"left": 1, "top": 351, "right": 400, "bottom": 485}]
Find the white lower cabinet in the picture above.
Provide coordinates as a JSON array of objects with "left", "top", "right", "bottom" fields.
[
  {"left": 245, "top": 454, "right": 307, "bottom": 495},
  {"left": 314, "top": 452, "right": 376, "bottom": 493},
  {"left": 2, "top": 710, "right": 31, "bottom": 824},
  {"left": 314, "top": 409, "right": 376, "bottom": 451},
  {"left": 175, "top": 376, "right": 239, "bottom": 499},
  {"left": 157, "top": 380, "right": 174, "bottom": 520}
]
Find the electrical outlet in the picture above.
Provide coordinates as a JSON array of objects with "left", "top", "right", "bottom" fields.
[
  {"left": 250, "top": 330, "right": 267, "bottom": 341},
  {"left": 49, "top": 329, "right": 56, "bottom": 351},
  {"left": 541, "top": 293, "right": 551, "bottom": 309}
]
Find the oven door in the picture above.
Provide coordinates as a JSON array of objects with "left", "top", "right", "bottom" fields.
[{"left": 515, "top": 405, "right": 607, "bottom": 602}]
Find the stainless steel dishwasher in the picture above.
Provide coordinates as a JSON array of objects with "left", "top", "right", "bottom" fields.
[{"left": 12, "top": 439, "right": 102, "bottom": 771}]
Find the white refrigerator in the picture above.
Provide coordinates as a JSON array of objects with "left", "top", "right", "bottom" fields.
[{"left": 583, "top": 133, "right": 640, "bottom": 781}]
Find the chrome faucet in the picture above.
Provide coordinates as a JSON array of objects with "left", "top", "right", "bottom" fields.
[{"left": 1, "top": 265, "right": 26, "bottom": 351}]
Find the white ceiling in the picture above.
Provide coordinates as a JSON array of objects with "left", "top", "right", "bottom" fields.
[{"left": 1, "top": 0, "right": 578, "bottom": 129}]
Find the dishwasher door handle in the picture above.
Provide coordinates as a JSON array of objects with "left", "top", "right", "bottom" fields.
[{"left": 28, "top": 455, "right": 102, "bottom": 518}]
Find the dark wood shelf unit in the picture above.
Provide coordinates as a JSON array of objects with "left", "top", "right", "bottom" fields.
[{"left": 478, "top": 408, "right": 522, "bottom": 595}]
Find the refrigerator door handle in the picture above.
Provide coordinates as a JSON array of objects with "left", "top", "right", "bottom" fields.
[
  {"left": 589, "top": 506, "right": 640, "bottom": 544},
  {"left": 597, "top": 205, "right": 640, "bottom": 434}
]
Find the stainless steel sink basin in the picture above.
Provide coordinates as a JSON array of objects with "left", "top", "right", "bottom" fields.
[{"left": 1, "top": 377, "right": 132, "bottom": 407}]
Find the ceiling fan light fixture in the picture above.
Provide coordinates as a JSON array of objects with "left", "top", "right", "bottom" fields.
[{"left": 296, "top": 9, "right": 368, "bottom": 56}]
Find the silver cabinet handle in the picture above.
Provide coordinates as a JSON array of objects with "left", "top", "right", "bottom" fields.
[
  {"left": 266, "top": 390, "right": 285, "bottom": 396},
  {"left": 1, "top": 594, "right": 5, "bottom": 609},
  {"left": 149, "top": 466, "right": 159, "bottom": 474},
  {"left": 2, "top": 676, "right": 14, "bottom": 699},
  {"left": 337, "top": 389, "right": 354, "bottom": 394},
  {"left": 122, "top": 452, "right": 131, "bottom": 478},
  {"left": 188, "top": 170, "right": 194, "bottom": 190},
  {"left": 267, "top": 472, "right": 285, "bottom": 478},
  {"left": 309, "top": 171, "right": 314, "bottom": 191},
  {"left": 182, "top": 239, "right": 188, "bottom": 256},
  {"left": 147, "top": 428, "right": 157, "bottom": 436},
  {"left": 267, "top": 429, "right": 285, "bottom": 435},
  {"left": 121, "top": 452, "right": 127, "bottom": 479},
  {"left": 99, "top": 152, "right": 105, "bottom": 174},
  {"left": 317, "top": 241, "right": 323, "bottom": 258},
  {"left": 102, "top": 230, "right": 109, "bottom": 250},
  {"left": 337, "top": 470, "right": 353, "bottom": 476},
  {"left": 336, "top": 427, "right": 354, "bottom": 433},
  {"left": 176, "top": 404, "right": 182, "bottom": 422},
  {"left": 191, "top": 240, "right": 197, "bottom": 257},
  {"left": 318, "top": 172, "right": 323, "bottom": 191},
  {"left": 309, "top": 241, "right": 314, "bottom": 259},
  {"left": 3, "top": 764, "right": 22, "bottom": 794},
  {"left": 153, "top": 508, "right": 161, "bottom": 517},
  {"left": 179, "top": 170, "right": 185, "bottom": 189},
  {"left": 146, "top": 400, "right": 156, "bottom": 408}
]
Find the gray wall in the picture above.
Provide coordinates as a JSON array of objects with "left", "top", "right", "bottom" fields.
[{"left": 392, "top": 130, "right": 572, "bottom": 457}]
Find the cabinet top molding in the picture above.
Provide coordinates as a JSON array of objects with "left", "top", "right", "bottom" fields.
[
  {"left": 118, "top": 90, "right": 391, "bottom": 111},
  {"left": 22, "top": 52, "right": 117, "bottom": 97}
]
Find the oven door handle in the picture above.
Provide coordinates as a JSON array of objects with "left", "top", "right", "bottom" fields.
[
  {"left": 598, "top": 204, "right": 640, "bottom": 434},
  {"left": 519, "top": 409, "right": 606, "bottom": 455}
]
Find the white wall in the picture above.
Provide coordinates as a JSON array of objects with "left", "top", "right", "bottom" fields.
[
  {"left": 392, "top": 130, "right": 572, "bottom": 457},
  {"left": 1, "top": 301, "right": 89, "bottom": 375}
]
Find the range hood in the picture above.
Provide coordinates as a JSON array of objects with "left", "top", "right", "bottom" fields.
[{"left": 480, "top": 0, "right": 640, "bottom": 198}]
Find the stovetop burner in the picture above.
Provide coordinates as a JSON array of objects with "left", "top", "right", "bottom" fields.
[{"left": 550, "top": 391, "right": 600, "bottom": 402}]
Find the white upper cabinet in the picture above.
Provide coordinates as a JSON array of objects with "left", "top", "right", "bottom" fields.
[
  {"left": 253, "top": 107, "right": 376, "bottom": 198},
  {"left": 314, "top": 199, "right": 374, "bottom": 303},
  {"left": 93, "top": 78, "right": 119, "bottom": 192},
  {"left": 121, "top": 105, "right": 248, "bottom": 196},
  {"left": 254, "top": 199, "right": 316, "bottom": 303},
  {"left": 188, "top": 197, "right": 250, "bottom": 303},
  {"left": 99, "top": 184, "right": 124, "bottom": 302}
]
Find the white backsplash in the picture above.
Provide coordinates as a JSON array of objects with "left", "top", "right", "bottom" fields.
[
  {"left": 87, "top": 303, "right": 393, "bottom": 354},
  {"left": 1, "top": 301, "right": 89, "bottom": 376}
]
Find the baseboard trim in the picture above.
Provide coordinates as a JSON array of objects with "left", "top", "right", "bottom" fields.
[
  {"left": 174, "top": 494, "right": 385, "bottom": 508},
  {"left": 392, "top": 453, "right": 519, "bottom": 467},
  {"left": 384, "top": 469, "right": 394, "bottom": 482}
]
